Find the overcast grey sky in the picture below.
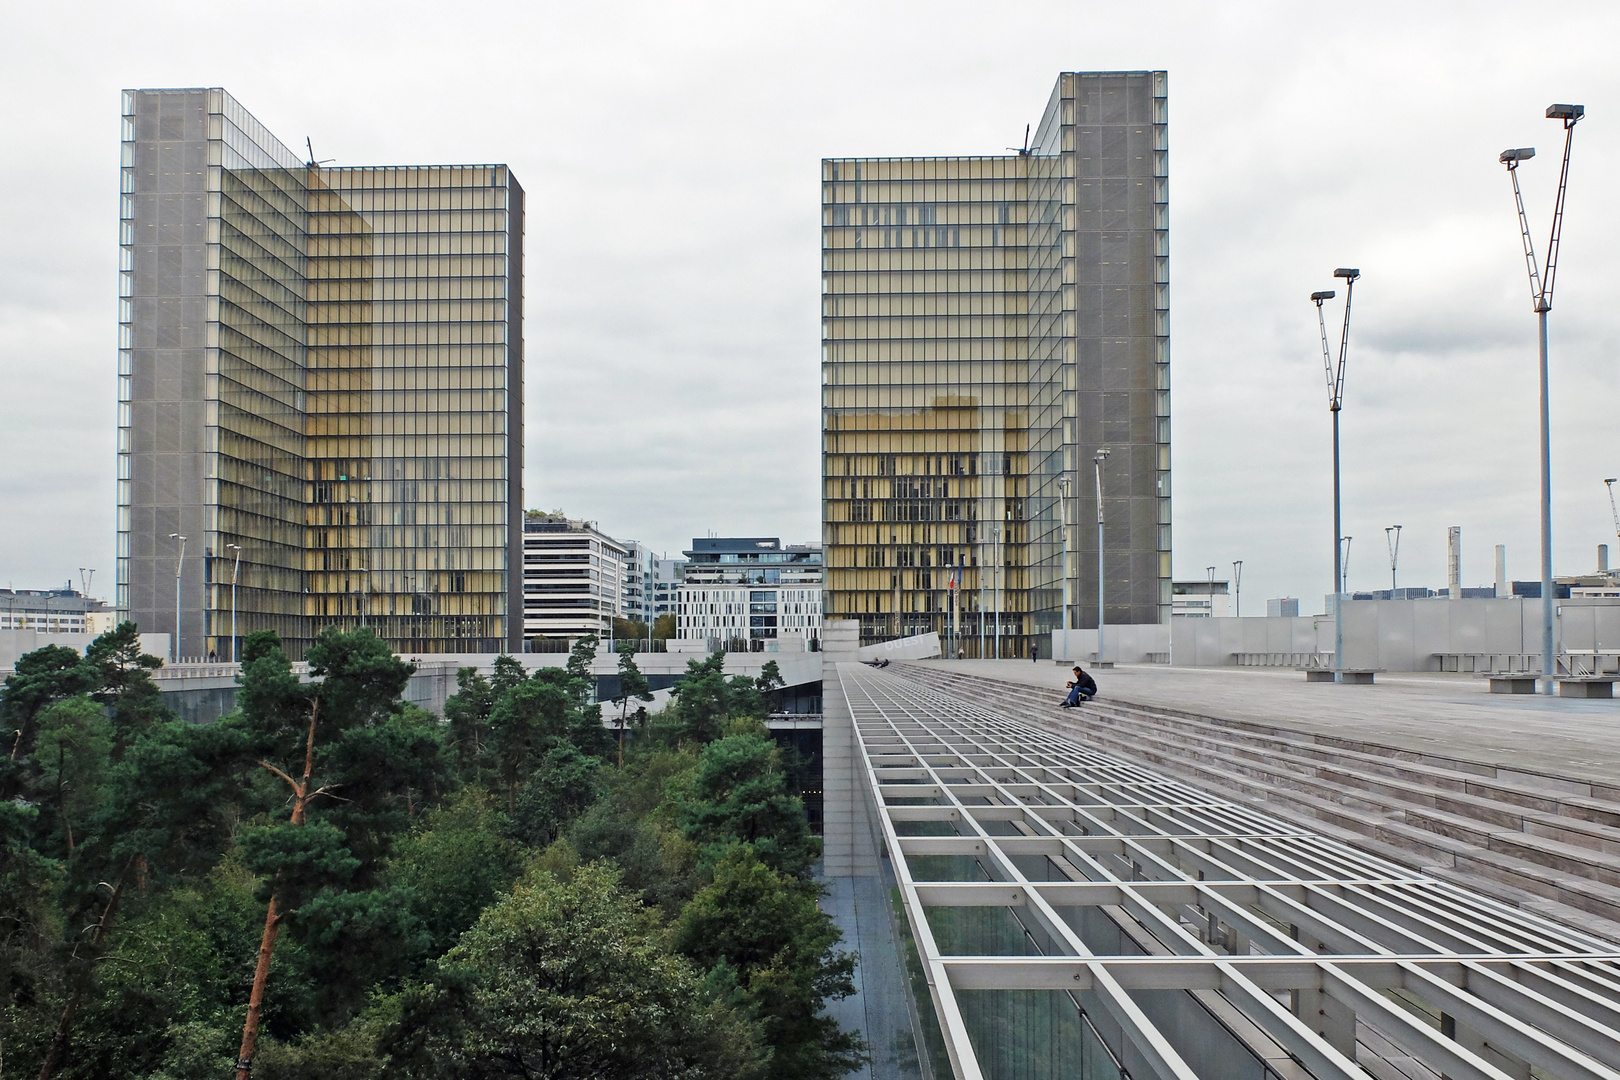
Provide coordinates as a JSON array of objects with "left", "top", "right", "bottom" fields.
[{"left": 2, "top": 0, "right": 1617, "bottom": 611}]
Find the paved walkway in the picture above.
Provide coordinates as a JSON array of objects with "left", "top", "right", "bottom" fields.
[{"left": 905, "top": 659, "right": 1620, "bottom": 787}]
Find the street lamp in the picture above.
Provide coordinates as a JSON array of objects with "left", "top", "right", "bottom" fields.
[
  {"left": 991, "top": 524, "right": 1002, "bottom": 659},
  {"left": 1094, "top": 448, "right": 1111, "bottom": 664},
  {"left": 356, "top": 567, "right": 370, "bottom": 629},
  {"left": 1500, "top": 103, "right": 1584, "bottom": 694},
  {"left": 1232, "top": 560, "right": 1243, "bottom": 618},
  {"left": 226, "top": 543, "right": 243, "bottom": 663},
  {"left": 1385, "top": 526, "right": 1402, "bottom": 594},
  {"left": 1057, "top": 475, "right": 1072, "bottom": 633},
  {"left": 1312, "top": 269, "right": 1361, "bottom": 680},
  {"left": 168, "top": 533, "right": 187, "bottom": 663}
]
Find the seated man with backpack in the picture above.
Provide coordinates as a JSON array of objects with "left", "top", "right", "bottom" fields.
[{"left": 1060, "top": 665, "right": 1097, "bottom": 708}]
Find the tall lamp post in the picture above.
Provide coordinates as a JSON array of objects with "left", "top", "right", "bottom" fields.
[
  {"left": 1500, "top": 103, "right": 1584, "bottom": 694},
  {"left": 168, "top": 532, "right": 187, "bottom": 663},
  {"left": 1232, "top": 560, "right": 1243, "bottom": 618},
  {"left": 991, "top": 524, "right": 1002, "bottom": 659},
  {"left": 1312, "top": 269, "right": 1360, "bottom": 679},
  {"left": 357, "top": 567, "right": 370, "bottom": 629},
  {"left": 1057, "top": 475, "right": 1072, "bottom": 635},
  {"left": 1094, "top": 448, "right": 1111, "bottom": 665},
  {"left": 226, "top": 543, "right": 242, "bottom": 663},
  {"left": 1385, "top": 526, "right": 1402, "bottom": 594}
]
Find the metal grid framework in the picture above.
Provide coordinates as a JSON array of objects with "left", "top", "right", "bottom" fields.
[{"left": 842, "top": 665, "right": 1620, "bottom": 1080}]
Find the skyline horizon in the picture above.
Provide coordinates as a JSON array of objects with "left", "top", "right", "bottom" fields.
[{"left": 3, "top": 2, "right": 1617, "bottom": 620}]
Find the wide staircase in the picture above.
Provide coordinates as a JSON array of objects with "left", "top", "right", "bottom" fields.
[{"left": 896, "top": 662, "right": 1620, "bottom": 942}]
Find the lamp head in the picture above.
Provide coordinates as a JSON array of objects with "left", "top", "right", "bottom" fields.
[
  {"left": 1607, "top": 478, "right": 1618, "bottom": 486},
  {"left": 1546, "top": 103, "right": 1585, "bottom": 122},
  {"left": 1093, "top": 447, "right": 1111, "bottom": 464},
  {"left": 1499, "top": 147, "right": 1535, "bottom": 164},
  {"left": 1333, "top": 268, "right": 1361, "bottom": 281},
  {"left": 1311, "top": 289, "right": 1335, "bottom": 302}
]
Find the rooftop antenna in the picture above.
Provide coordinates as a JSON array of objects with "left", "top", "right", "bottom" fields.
[
  {"left": 78, "top": 567, "right": 94, "bottom": 597},
  {"left": 305, "top": 137, "right": 335, "bottom": 169},
  {"left": 1007, "top": 124, "right": 1031, "bottom": 156}
]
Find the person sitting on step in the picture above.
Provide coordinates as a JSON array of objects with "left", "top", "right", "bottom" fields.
[{"left": 1060, "top": 665, "right": 1097, "bottom": 708}]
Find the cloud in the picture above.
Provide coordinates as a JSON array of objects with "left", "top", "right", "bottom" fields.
[{"left": 2, "top": 0, "right": 1618, "bottom": 610}]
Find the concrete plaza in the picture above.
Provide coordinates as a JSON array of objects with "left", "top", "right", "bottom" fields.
[{"left": 908, "top": 659, "right": 1620, "bottom": 787}]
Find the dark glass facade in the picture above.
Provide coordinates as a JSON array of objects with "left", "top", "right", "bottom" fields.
[
  {"left": 119, "top": 88, "right": 523, "bottom": 659},
  {"left": 821, "top": 72, "right": 1169, "bottom": 656}
]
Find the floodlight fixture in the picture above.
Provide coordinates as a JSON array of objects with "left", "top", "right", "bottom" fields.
[
  {"left": 1310, "top": 268, "right": 1361, "bottom": 679},
  {"left": 1499, "top": 102, "right": 1587, "bottom": 692}
]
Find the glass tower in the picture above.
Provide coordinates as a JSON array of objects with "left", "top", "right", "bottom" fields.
[
  {"left": 119, "top": 88, "right": 523, "bottom": 659},
  {"left": 821, "top": 71, "right": 1169, "bottom": 657}
]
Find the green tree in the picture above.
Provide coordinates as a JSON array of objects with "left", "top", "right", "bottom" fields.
[
  {"left": 611, "top": 616, "right": 649, "bottom": 642},
  {"left": 679, "top": 735, "right": 819, "bottom": 878},
  {"left": 564, "top": 635, "right": 597, "bottom": 707},
  {"left": 1, "top": 644, "right": 95, "bottom": 792},
  {"left": 674, "top": 846, "right": 864, "bottom": 1080},
  {"left": 81, "top": 621, "right": 169, "bottom": 739},
  {"left": 611, "top": 639, "right": 653, "bottom": 765},
  {"left": 488, "top": 673, "right": 587, "bottom": 811},
  {"left": 32, "top": 696, "right": 111, "bottom": 856},
  {"left": 389, "top": 862, "right": 764, "bottom": 1079},
  {"left": 231, "top": 626, "right": 417, "bottom": 1078},
  {"left": 666, "top": 653, "right": 730, "bottom": 744},
  {"left": 443, "top": 657, "right": 528, "bottom": 785},
  {"left": 509, "top": 745, "right": 603, "bottom": 849},
  {"left": 443, "top": 667, "right": 495, "bottom": 773},
  {"left": 385, "top": 788, "right": 519, "bottom": 954},
  {"left": 651, "top": 613, "right": 677, "bottom": 641}
]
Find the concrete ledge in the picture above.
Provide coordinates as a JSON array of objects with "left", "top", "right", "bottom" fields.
[
  {"left": 1559, "top": 678, "right": 1616, "bottom": 699},
  {"left": 1302, "top": 669, "right": 1379, "bottom": 684},
  {"left": 1483, "top": 674, "right": 1539, "bottom": 694}
]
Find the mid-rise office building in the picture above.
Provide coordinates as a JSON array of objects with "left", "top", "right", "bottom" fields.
[
  {"left": 650, "top": 557, "right": 686, "bottom": 621},
  {"left": 118, "top": 88, "right": 523, "bottom": 658},
  {"left": 675, "top": 538, "right": 823, "bottom": 647},
  {"left": 618, "top": 540, "right": 657, "bottom": 626},
  {"left": 1171, "top": 580, "right": 1228, "bottom": 618},
  {"left": 0, "top": 589, "right": 116, "bottom": 635},
  {"left": 521, "top": 513, "right": 627, "bottom": 640},
  {"left": 821, "top": 71, "right": 1170, "bottom": 656}
]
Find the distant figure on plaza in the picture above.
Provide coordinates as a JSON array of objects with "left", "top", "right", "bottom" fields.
[
  {"left": 1029, "top": 641, "right": 1039, "bottom": 663},
  {"left": 1060, "top": 665, "right": 1097, "bottom": 708}
]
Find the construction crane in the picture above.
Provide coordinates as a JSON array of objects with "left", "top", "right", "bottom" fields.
[{"left": 1606, "top": 479, "right": 1620, "bottom": 577}]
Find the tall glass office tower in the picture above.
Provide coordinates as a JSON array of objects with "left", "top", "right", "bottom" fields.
[
  {"left": 118, "top": 88, "right": 523, "bottom": 659},
  {"left": 821, "top": 71, "right": 1169, "bottom": 657}
]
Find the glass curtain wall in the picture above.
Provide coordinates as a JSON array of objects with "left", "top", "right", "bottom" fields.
[
  {"left": 119, "top": 88, "right": 522, "bottom": 659},
  {"left": 821, "top": 72, "right": 1169, "bottom": 657},
  {"left": 306, "top": 166, "right": 519, "bottom": 654},
  {"left": 822, "top": 156, "right": 1029, "bottom": 658},
  {"left": 119, "top": 88, "right": 311, "bottom": 660},
  {"left": 1026, "top": 71, "right": 1171, "bottom": 636}
]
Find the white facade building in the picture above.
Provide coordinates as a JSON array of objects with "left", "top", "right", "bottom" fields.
[
  {"left": 1171, "top": 580, "right": 1231, "bottom": 618},
  {"left": 0, "top": 589, "right": 116, "bottom": 635},
  {"left": 675, "top": 538, "right": 823, "bottom": 648},
  {"left": 521, "top": 514, "right": 628, "bottom": 641}
]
